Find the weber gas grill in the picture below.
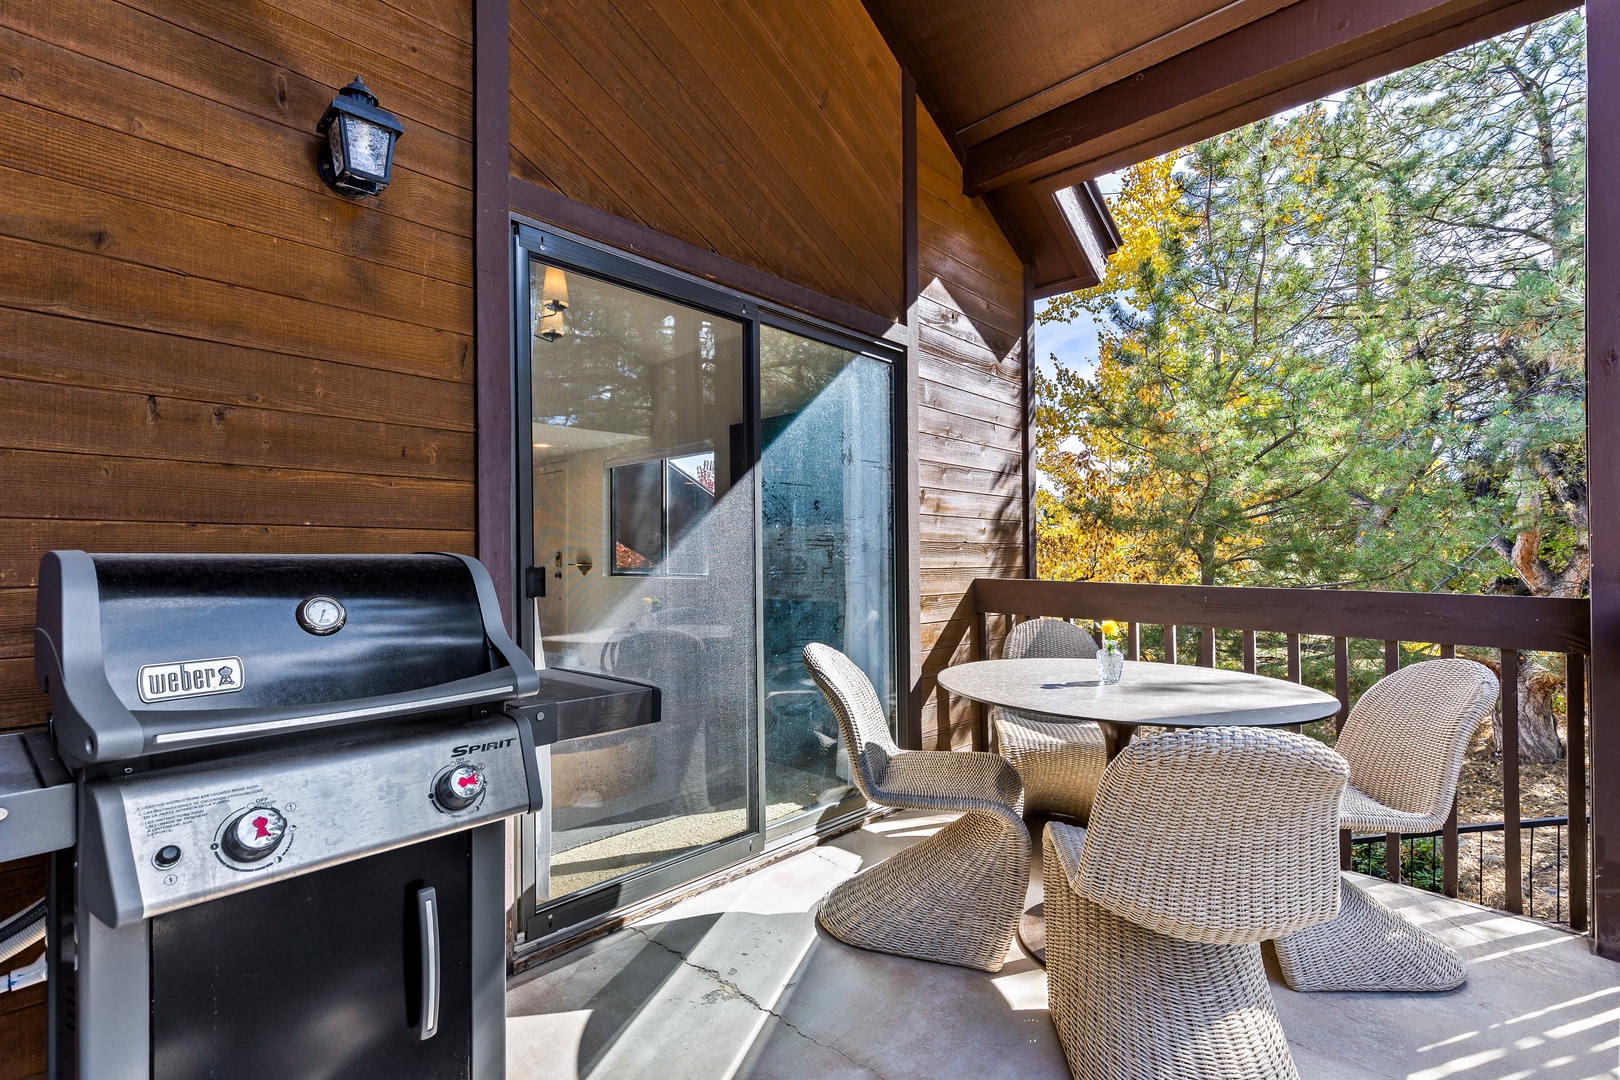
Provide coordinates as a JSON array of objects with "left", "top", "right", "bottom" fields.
[{"left": 3, "top": 551, "right": 654, "bottom": 1080}]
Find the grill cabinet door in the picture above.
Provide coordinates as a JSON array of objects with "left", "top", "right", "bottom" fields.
[{"left": 151, "top": 832, "right": 472, "bottom": 1080}]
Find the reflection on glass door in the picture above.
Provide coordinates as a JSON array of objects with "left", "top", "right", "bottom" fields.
[
  {"left": 526, "top": 258, "right": 755, "bottom": 903},
  {"left": 760, "top": 326, "right": 895, "bottom": 824}
]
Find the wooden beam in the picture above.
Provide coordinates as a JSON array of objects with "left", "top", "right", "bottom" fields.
[
  {"left": 1588, "top": 0, "right": 1620, "bottom": 961},
  {"left": 964, "top": 0, "right": 1579, "bottom": 194},
  {"left": 902, "top": 70, "right": 924, "bottom": 752},
  {"left": 1022, "top": 268, "right": 1037, "bottom": 579},
  {"left": 473, "top": 0, "right": 514, "bottom": 631}
]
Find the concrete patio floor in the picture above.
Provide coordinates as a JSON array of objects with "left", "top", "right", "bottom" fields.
[{"left": 508, "top": 809, "right": 1620, "bottom": 1080}]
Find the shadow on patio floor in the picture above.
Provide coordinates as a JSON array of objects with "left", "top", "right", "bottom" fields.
[{"left": 509, "top": 810, "right": 1619, "bottom": 1080}]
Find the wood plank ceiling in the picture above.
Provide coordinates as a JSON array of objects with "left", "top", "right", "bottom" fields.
[{"left": 863, "top": 0, "right": 1577, "bottom": 296}]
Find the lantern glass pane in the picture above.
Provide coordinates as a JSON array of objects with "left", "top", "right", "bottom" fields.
[
  {"left": 343, "top": 116, "right": 392, "bottom": 180},
  {"left": 326, "top": 123, "right": 346, "bottom": 175}
]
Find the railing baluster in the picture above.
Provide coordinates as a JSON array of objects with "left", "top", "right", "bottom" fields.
[
  {"left": 1568, "top": 652, "right": 1588, "bottom": 932},
  {"left": 1243, "top": 631, "right": 1257, "bottom": 674},
  {"left": 1286, "top": 633, "right": 1300, "bottom": 683},
  {"left": 1126, "top": 621, "right": 1139, "bottom": 661},
  {"left": 1556, "top": 823, "right": 1564, "bottom": 926},
  {"left": 1333, "top": 636, "right": 1349, "bottom": 733},
  {"left": 1384, "top": 639, "right": 1400, "bottom": 674},
  {"left": 1165, "top": 625, "right": 1178, "bottom": 665},
  {"left": 1386, "top": 831, "right": 1402, "bottom": 884},
  {"left": 1200, "top": 627, "right": 1215, "bottom": 667},
  {"left": 1440, "top": 643, "right": 1456, "bottom": 660},
  {"left": 1443, "top": 797, "right": 1459, "bottom": 898},
  {"left": 1500, "top": 649, "right": 1522, "bottom": 914},
  {"left": 1527, "top": 826, "right": 1536, "bottom": 918}
]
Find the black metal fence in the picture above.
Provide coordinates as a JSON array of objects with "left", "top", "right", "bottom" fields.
[{"left": 1351, "top": 816, "right": 1584, "bottom": 926}]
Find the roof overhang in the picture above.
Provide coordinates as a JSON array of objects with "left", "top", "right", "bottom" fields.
[{"left": 866, "top": 0, "right": 1579, "bottom": 296}]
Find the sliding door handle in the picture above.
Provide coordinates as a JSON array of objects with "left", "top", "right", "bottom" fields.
[{"left": 416, "top": 886, "right": 440, "bottom": 1041}]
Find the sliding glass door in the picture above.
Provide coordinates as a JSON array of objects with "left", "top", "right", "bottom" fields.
[
  {"left": 515, "top": 227, "right": 898, "bottom": 941},
  {"left": 760, "top": 328, "right": 894, "bottom": 825}
]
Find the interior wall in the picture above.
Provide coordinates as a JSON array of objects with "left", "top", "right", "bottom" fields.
[
  {"left": 913, "top": 104, "right": 1029, "bottom": 751},
  {"left": 0, "top": 1, "right": 477, "bottom": 1070},
  {"left": 508, "top": 0, "right": 905, "bottom": 323}
]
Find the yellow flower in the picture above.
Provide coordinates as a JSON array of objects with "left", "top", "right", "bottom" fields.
[{"left": 1099, "top": 619, "right": 1124, "bottom": 640}]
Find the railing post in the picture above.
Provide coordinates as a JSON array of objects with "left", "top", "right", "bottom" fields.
[
  {"left": 1382, "top": 637, "right": 1404, "bottom": 880},
  {"left": 1199, "top": 627, "right": 1215, "bottom": 667},
  {"left": 1443, "top": 797, "right": 1459, "bottom": 898},
  {"left": 975, "top": 608, "right": 990, "bottom": 751},
  {"left": 1333, "top": 636, "right": 1349, "bottom": 733},
  {"left": 1501, "top": 649, "right": 1523, "bottom": 914},
  {"left": 1569, "top": 652, "right": 1589, "bottom": 932}
]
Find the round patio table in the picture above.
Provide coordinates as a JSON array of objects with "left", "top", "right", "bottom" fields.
[
  {"left": 936, "top": 657, "right": 1341, "bottom": 964},
  {"left": 937, "top": 657, "right": 1340, "bottom": 762}
]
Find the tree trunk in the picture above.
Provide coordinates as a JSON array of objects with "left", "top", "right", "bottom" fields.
[{"left": 1487, "top": 656, "right": 1564, "bottom": 764}]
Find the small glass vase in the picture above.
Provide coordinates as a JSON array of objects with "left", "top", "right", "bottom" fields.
[{"left": 1097, "top": 645, "right": 1125, "bottom": 685}]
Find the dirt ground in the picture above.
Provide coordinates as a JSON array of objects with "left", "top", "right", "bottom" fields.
[{"left": 1445, "top": 726, "right": 1579, "bottom": 923}]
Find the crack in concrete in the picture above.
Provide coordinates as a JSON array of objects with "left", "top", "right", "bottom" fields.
[
  {"left": 808, "top": 847, "right": 859, "bottom": 874},
  {"left": 627, "top": 925, "right": 887, "bottom": 1079}
]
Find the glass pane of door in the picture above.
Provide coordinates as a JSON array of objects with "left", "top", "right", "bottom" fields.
[
  {"left": 759, "top": 326, "right": 895, "bottom": 825},
  {"left": 527, "top": 259, "right": 755, "bottom": 902}
]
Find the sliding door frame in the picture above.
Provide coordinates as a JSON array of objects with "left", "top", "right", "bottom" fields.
[{"left": 509, "top": 220, "right": 907, "bottom": 951}]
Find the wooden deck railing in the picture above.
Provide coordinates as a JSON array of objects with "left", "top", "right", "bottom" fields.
[{"left": 967, "top": 578, "right": 1592, "bottom": 930}]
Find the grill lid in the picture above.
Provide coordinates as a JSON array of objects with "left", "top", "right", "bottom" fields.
[{"left": 35, "top": 552, "right": 539, "bottom": 767}]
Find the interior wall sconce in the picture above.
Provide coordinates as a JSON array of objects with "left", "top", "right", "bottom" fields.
[
  {"left": 317, "top": 77, "right": 404, "bottom": 199},
  {"left": 538, "top": 265, "right": 570, "bottom": 341}
]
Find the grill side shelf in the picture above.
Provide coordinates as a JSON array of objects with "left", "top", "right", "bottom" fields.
[{"left": 0, "top": 730, "right": 75, "bottom": 861}]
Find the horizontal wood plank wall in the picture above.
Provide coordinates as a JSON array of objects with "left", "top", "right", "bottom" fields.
[
  {"left": 914, "top": 104, "right": 1027, "bottom": 750},
  {"left": 507, "top": 0, "right": 904, "bottom": 322},
  {"left": 0, "top": 3, "right": 475, "bottom": 1066}
]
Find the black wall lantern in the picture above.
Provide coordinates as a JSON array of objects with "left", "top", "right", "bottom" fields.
[{"left": 316, "top": 77, "right": 404, "bottom": 199}]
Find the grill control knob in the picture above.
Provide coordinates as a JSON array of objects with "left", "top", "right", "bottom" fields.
[
  {"left": 222, "top": 806, "right": 288, "bottom": 862},
  {"left": 434, "top": 765, "right": 485, "bottom": 812}
]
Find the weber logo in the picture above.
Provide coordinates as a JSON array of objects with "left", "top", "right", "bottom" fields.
[
  {"left": 138, "top": 657, "right": 246, "bottom": 703},
  {"left": 452, "top": 738, "right": 514, "bottom": 756}
]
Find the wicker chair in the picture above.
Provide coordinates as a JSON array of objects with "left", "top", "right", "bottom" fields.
[
  {"left": 992, "top": 618, "right": 1107, "bottom": 822},
  {"left": 804, "top": 643, "right": 1029, "bottom": 972},
  {"left": 1272, "top": 658, "right": 1496, "bottom": 993},
  {"left": 1044, "top": 727, "right": 1349, "bottom": 1080}
]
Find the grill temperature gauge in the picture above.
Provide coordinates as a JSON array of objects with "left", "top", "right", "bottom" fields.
[{"left": 434, "top": 765, "right": 485, "bottom": 812}]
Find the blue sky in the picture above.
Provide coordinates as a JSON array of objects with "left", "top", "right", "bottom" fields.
[
  {"left": 1033, "top": 303, "right": 1102, "bottom": 382},
  {"left": 1032, "top": 169, "right": 1124, "bottom": 385}
]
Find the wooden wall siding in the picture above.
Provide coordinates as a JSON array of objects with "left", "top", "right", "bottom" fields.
[
  {"left": 0, "top": 0, "right": 477, "bottom": 1064},
  {"left": 508, "top": 0, "right": 905, "bottom": 322},
  {"left": 0, "top": 0, "right": 479, "bottom": 737},
  {"left": 914, "top": 103, "right": 1027, "bottom": 751}
]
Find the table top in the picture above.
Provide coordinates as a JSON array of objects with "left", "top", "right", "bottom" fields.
[{"left": 936, "top": 658, "right": 1340, "bottom": 730}]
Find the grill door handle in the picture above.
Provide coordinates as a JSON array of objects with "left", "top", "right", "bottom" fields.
[{"left": 416, "top": 886, "right": 440, "bottom": 1041}]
